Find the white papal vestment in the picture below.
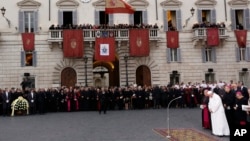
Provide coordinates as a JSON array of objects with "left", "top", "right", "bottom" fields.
[{"left": 208, "top": 93, "right": 230, "bottom": 136}]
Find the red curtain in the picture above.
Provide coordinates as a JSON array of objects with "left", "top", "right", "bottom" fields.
[
  {"left": 22, "top": 33, "right": 35, "bottom": 51},
  {"left": 206, "top": 28, "right": 219, "bottom": 46},
  {"left": 105, "top": 0, "right": 134, "bottom": 14},
  {"left": 63, "top": 30, "right": 83, "bottom": 58},
  {"left": 235, "top": 30, "right": 247, "bottom": 48},
  {"left": 95, "top": 37, "right": 115, "bottom": 62},
  {"left": 167, "top": 31, "right": 179, "bottom": 48},
  {"left": 129, "top": 29, "right": 149, "bottom": 57}
]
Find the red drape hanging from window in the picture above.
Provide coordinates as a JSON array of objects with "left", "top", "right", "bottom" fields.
[
  {"left": 63, "top": 30, "right": 84, "bottom": 58},
  {"left": 22, "top": 33, "right": 35, "bottom": 51},
  {"left": 206, "top": 28, "right": 219, "bottom": 46},
  {"left": 234, "top": 30, "right": 247, "bottom": 48},
  {"left": 129, "top": 29, "right": 149, "bottom": 57},
  {"left": 167, "top": 31, "right": 179, "bottom": 48}
]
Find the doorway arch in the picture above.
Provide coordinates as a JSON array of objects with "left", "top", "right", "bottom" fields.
[
  {"left": 61, "top": 67, "right": 77, "bottom": 87},
  {"left": 136, "top": 65, "right": 151, "bottom": 86}
]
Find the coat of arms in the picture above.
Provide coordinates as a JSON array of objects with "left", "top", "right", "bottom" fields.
[
  {"left": 26, "top": 39, "right": 30, "bottom": 45},
  {"left": 70, "top": 39, "right": 77, "bottom": 49},
  {"left": 136, "top": 37, "right": 142, "bottom": 47},
  {"left": 171, "top": 37, "right": 175, "bottom": 43}
]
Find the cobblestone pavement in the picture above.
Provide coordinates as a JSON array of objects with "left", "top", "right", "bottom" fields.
[{"left": 0, "top": 108, "right": 229, "bottom": 141}]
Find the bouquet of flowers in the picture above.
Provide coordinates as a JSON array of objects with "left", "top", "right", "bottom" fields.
[{"left": 11, "top": 96, "right": 29, "bottom": 116}]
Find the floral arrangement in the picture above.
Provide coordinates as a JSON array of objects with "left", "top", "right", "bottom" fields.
[{"left": 11, "top": 96, "right": 29, "bottom": 116}]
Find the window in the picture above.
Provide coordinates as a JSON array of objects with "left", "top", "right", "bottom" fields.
[
  {"left": 167, "top": 48, "right": 181, "bottom": 63},
  {"left": 205, "top": 73, "right": 215, "bottom": 83},
  {"left": 24, "top": 12, "right": 35, "bottom": 32},
  {"left": 134, "top": 11, "right": 142, "bottom": 25},
  {"left": 163, "top": 9, "right": 182, "bottom": 31},
  {"left": 202, "top": 47, "right": 216, "bottom": 63},
  {"left": 21, "top": 51, "right": 37, "bottom": 67},
  {"left": 58, "top": 10, "right": 77, "bottom": 27},
  {"left": 129, "top": 10, "right": 148, "bottom": 25},
  {"left": 22, "top": 76, "right": 36, "bottom": 89},
  {"left": 19, "top": 11, "right": 38, "bottom": 33},
  {"left": 239, "top": 72, "right": 249, "bottom": 86},
  {"left": 197, "top": 9, "right": 216, "bottom": 24},
  {"left": 170, "top": 73, "right": 180, "bottom": 85},
  {"left": 99, "top": 11, "right": 109, "bottom": 25},
  {"left": 231, "top": 9, "right": 250, "bottom": 30},
  {"left": 236, "top": 47, "right": 250, "bottom": 62},
  {"left": 94, "top": 11, "right": 113, "bottom": 26}
]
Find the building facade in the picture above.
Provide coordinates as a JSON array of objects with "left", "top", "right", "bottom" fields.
[{"left": 0, "top": 0, "right": 249, "bottom": 88}]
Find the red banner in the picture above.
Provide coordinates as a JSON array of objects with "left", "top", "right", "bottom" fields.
[
  {"left": 207, "top": 28, "right": 220, "bottom": 46},
  {"left": 129, "top": 29, "right": 149, "bottom": 57},
  {"left": 206, "top": 28, "right": 219, "bottom": 46},
  {"left": 22, "top": 33, "right": 35, "bottom": 51},
  {"left": 105, "top": 0, "right": 134, "bottom": 14},
  {"left": 95, "top": 37, "right": 115, "bottom": 62},
  {"left": 63, "top": 30, "right": 83, "bottom": 58},
  {"left": 167, "top": 31, "right": 179, "bottom": 48},
  {"left": 235, "top": 30, "right": 247, "bottom": 48}
]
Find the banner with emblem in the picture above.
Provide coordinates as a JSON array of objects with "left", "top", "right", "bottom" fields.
[
  {"left": 21, "top": 33, "right": 35, "bottom": 51},
  {"left": 63, "top": 30, "right": 83, "bottom": 58},
  {"left": 206, "top": 28, "right": 219, "bottom": 46},
  {"left": 234, "top": 30, "right": 247, "bottom": 48},
  {"left": 129, "top": 29, "right": 149, "bottom": 57},
  {"left": 95, "top": 37, "right": 115, "bottom": 61},
  {"left": 105, "top": 0, "right": 134, "bottom": 14},
  {"left": 166, "top": 31, "right": 179, "bottom": 48}
]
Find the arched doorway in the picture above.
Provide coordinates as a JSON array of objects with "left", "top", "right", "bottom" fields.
[
  {"left": 136, "top": 65, "right": 151, "bottom": 86},
  {"left": 93, "top": 56, "right": 120, "bottom": 87},
  {"left": 61, "top": 67, "right": 77, "bottom": 87}
]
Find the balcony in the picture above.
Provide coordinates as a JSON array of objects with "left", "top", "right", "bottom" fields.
[
  {"left": 192, "top": 28, "right": 228, "bottom": 46},
  {"left": 48, "top": 29, "right": 159, "bottom": 42}
]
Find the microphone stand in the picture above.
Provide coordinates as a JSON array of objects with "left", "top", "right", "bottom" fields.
[{"left": 166, "top": 96, "right": 182, "bottom": 138}]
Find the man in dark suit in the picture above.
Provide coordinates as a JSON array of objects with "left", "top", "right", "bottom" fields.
[
  {"left": 2, "top": 88, "right": 11, "bottom": 116},
  {"left": 237, "top": 81, "right": 249, "bottom": 99},
  {"left": 27, "top": 89, "right": 36, "bottom": 115}
]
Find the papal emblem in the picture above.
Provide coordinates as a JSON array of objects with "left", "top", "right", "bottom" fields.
[
  {"left": 136, "top": 37, "right": 142, "bottom": 47},
  {"left": 70, "top": 39, "right": 77, "bottom": 49},
  {"left": 26, "top": 39, "right": 30, "bottom": 45},
  {"left": 102, "top": 46, "right": 107, "bottom": 54}
]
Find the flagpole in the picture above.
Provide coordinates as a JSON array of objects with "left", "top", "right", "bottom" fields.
[{"left": 155, "top": 0, "right": 158, "bottom": 20}]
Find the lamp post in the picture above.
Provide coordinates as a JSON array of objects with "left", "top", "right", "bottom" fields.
[
  {"left": 83, "top": 56, "right": 88, "bottom": 87},
  {"left": 124, "top": 55, "right": 129, "bottom": 87},
  {"left": 166, "top": 96, "right": 182, "bottom": 138},
  {"left": 190, "top": 7, "right": 195, "bottom": 16}
]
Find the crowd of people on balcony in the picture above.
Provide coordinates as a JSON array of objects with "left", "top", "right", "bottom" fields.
[
  {"left": 49, "top": 23, "right": 159, "bottom": 30},
  {"left": 192, "top": 21, "right": 226, "bottom": 29}
]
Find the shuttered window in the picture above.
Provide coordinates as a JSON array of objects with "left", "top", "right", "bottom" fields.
[
  {"left": 167, "top": 48, "right": 181, "bottom": 63},
  {"left": 21, "top": 51, "right": 37, "bottom": 67},
  {"left": 202, "top": 48, "right": 216, "bottom": 63},
  {"left": 163, "top": 10, "right": 182, "bottom": 31},
  {"left": 19, "top": 11, "right": 38, "bottom": 33},
  {"left": 231, "top": 8, "right": 250, "bottom": 30},
  {"left": 197, "top": 9, "right": 216, "bottom": 24},
  {"left": 235, "top": 47, "right": 248, "bottom": 62}
]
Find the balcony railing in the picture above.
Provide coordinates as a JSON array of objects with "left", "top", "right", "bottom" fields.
[
  {"left": 193, "top": 28, "right": 228, "bottom": 39},
  {"left": 48, "top": 29, "right": 159, "bottom": 42}
]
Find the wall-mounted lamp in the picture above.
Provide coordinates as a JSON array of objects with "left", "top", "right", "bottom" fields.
[
  {"left": 1, "top": 7, "right": 6, "bottom": 16},
  {"left": 183, "top": 7, "right": 195, "bottom": 28},
  {"left": 1, "top": 7, "right": 11, "bottom": 28},
  {"left": 190, "top": 7, "right": 195, "bottom": 16}
]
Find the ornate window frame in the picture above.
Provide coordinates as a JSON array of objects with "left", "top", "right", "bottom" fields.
[
  {"left": 195, "top": 0, "right": 217, "bottom": 9},
  {"left": 160, "top": 0, "right": 182, "bottom": 10},
  {"left": 17, "top": 0, "right": 41, "bottom": 9}
]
